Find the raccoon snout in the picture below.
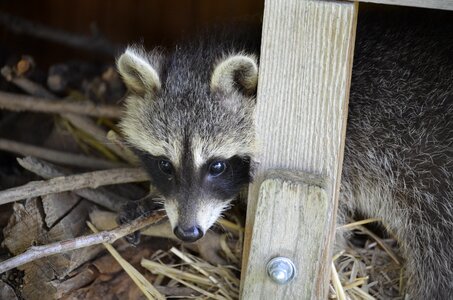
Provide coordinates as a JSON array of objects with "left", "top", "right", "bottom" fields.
[{"left": 173, "top": 225, "right": 204, "bottom": 242}]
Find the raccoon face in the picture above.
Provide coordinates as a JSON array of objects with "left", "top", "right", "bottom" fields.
[{"left": 117, "top": 46, "right": 258, "bottom": 242}]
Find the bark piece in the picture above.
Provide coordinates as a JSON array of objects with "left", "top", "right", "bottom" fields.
[
  {"left": 2, "top": 196, "right": 101, "bottom": 300},
  {"left": 0, "top": 280, "right": 18, "bottom": 300},
  {"left": 42, "top": 192, "right": 80, "bottom": 228}
]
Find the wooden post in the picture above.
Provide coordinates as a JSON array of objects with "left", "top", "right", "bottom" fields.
[{"left": 241, "top": 0, "right": 358, "bottom": 299}]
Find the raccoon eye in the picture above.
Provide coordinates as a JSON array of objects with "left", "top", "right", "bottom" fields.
[
  {"left": 209, "top": 161, "right": 226, "bottom": 177},
  {"left": 158, "top": 159, "right": 173, "bottom": 176}
]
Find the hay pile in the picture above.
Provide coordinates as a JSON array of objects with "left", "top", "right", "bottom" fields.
[
  {"left": 331, "top": 220, "right": 404, "bottom": 299},
  {"left": 101, "top": 216, "right": 404, "bottom": 300}
]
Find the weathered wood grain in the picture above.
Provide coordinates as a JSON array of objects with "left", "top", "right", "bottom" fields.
[
  {"left": 359, "top": 0, "right": 453, "bottom": 11},
  {"left": 242, "top": 172, "right": 328, "bottom": 299},
  {"left": 241, "top": 0, "right": 358, "bottom": 298}
]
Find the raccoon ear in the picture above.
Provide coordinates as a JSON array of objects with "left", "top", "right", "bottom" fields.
[
  {"left": 117, "top": 47, "right": 161, "bottom": 95},
  {"left": 210, "top": 54, "right": 258, "bottom": 95}
]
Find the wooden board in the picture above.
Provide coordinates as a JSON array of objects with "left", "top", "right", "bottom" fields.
[
  {"left": 241, "top": 0, "right": 358, "bottom": 298},
  {"left": 358, "top": 0, "right": 453, "bottom": 11},
  {"left": 242, "top": 171, "right": 328, "bottom": 298}
]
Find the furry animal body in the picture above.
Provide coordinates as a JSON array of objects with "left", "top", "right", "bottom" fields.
[{"left": 117, "top": 11, "right": 453, "bottom": 299}]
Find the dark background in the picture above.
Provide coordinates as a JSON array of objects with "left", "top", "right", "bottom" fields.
[{"left": 0, "top": 0, "right": 264, "bottom": 66}]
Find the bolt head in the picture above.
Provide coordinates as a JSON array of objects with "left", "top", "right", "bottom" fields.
[{"left": 266, "top": 257, "right": 296, "bottom": 285}]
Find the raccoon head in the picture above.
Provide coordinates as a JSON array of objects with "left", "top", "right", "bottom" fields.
[{"left": 117, "top": 46, "right": 258, "bottom": 242}]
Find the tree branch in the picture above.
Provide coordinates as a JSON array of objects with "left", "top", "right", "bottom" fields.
[
  {"left": 0, "top": 72, "right": 135, "bottom": 165},
  {"left": 62, "top": 113, "right": 135, "bottom": 164},
  {"left": 0, "top": 11, "right": 122, "bottom": 56},
  {"left": 17, "top": 157, "right": 129, "bottom": 211},
  {"left": 0, "top": 211, "right": 165, "bottom": 274},
  {"left": 0, "top": 90, "right": 122, "bottom": 118},
  {"left": 90, "top": 210, "right": 237, "bottom": 266},
  {"left": 0, "top": 138, "right": 125, "bottom": 170},
  {"left": 0, "top": 167, "right": 148, "bottom": 205}
]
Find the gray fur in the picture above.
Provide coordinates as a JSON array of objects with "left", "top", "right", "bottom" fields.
[
  {"left": 339, "top": 12, "right": 453, "bottom": 299},
  {"left": 118, "top": 28, "right": 260, "bottom": 237},
  {"left": 118, "top": 12, "right": 453, "bottom": 299}
]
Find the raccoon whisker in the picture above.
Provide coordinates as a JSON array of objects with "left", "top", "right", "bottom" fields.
[
  {"left": 151, "top": 197, "right": 165, "bottom": 203},
  {"left": 206, "top": 226, "right": 220, "bottom": 235},
  {"left": 222, "top": 201, "right": 233, "bottom": 212}
]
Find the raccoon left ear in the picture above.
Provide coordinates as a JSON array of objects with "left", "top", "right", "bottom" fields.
[
  {"left": 117, "top": 47, "right": 162, "bottom": 96},
  {"left": 210, "top": 54, "right": 258, "bottom": 95}
]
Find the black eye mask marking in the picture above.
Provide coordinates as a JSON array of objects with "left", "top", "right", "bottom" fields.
[
  {"left": 131, "top": 146, "right": 252, "bottom": 201},
  {"left": 133, "top": 149, "right": 175, "bottom": 196},
  {"left": 203, "top": 155, "right": 251, "bottom": 200}
]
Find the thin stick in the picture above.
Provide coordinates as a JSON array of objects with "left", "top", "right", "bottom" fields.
[
  {"left": 2, "top": 69, "right": 133, "bottom": 163},
  {"left": 155, "top": 285, "right": 200, "bottom": 297},
  {"left": 357, "top": 225, "right": 401, "bottom": 265},
  {"left": 17, "top": 157, "right": 129, "bottom": 211},
  {"left": 141, "top": 259, "right": 213, "bottom": 286},
  {"left": 331, "top": 262, "right": 347, "bottom": 300},
  {"left": 90, "top": 210, "right": 234, "bottom": 266},
  {"left": 87, "top": 222, "right": 165, "bottom": 300},
  {"left": 142, "top": 263, "right": 227, "bottom": 300},
  {"left": 2, "top": 68, "right": 56, "bottom": 99},
  {"left": 0, "top": 167, "right": 148, "bottom": 205},
  {"left": 0, "top": 211, "right": 165, "bottom": 274},
  {"left": 107, "top": 130, "right": 139, "bottom": 165},
  {"left": 63, "top": 113, "right": 134, "bottom": 164},
  {"left": 170, "top": 247, "right": 232, "bottom": 300},
  {"left": 17, "top": 156, "right": 64, "bottom": 178},
  {"left": 0, "top": 138, "right": 124, "bottom": 170},
  {"left": 0, "top": 11, "right": 121, "bottom": 56},
  {"left": 0, "top": 91, "right": 122, "bottom": 118},
  {"left": 337, "top": 218, "right": 381, "bottom": 230}
]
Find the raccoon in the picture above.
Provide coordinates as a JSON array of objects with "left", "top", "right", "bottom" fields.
[
  {"left": 117, "top": 12, "right": 453, "bottom": 299},
  {"left": 117, "top": 28, "right": 260, "bottom": 243}
]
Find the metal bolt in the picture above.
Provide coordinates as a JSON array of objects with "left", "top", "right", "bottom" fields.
[{"left": 266, "top": 257, "right": 296, "bottom": 285}]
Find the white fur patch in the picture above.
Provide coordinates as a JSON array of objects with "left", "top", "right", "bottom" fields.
[
  {"left": 164, "top": 197, "right": 232, "bottom": 235},
  {"left": 119, "top": 98, "right": 182, "bottom": 167},
  {"left": 191, "top": 134, "right": 255, "bottom": 168},
  {"left": 164, "top": 199, "right": 179, "bottom": 229},
  {"left": 191, "top": 137, "right": 205, "bottom": 169},
  {"left": 197, "top": 200, "right": 232, "bottom": 234}
]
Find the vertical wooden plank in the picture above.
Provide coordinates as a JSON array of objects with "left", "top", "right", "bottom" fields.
[{"left": 241, "top": 0, "right": 358, "bottom": 298}]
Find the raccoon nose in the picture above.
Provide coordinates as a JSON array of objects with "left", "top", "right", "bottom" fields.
[{"left": 173, "top": 225, "right": 204, "bottom": 242}]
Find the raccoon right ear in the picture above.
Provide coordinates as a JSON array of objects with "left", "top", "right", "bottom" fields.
[
  {"left": 210, "top": 54, "right": 258, "bottom": 96},
  {"left": 117, "top": 47, "right": 161, "bottom": 95}
]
